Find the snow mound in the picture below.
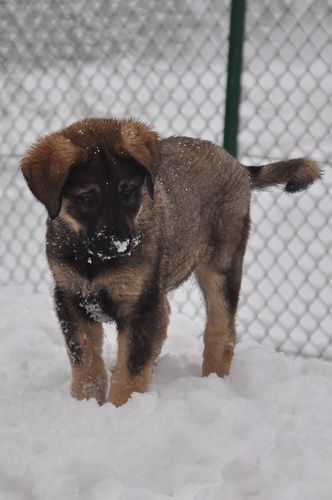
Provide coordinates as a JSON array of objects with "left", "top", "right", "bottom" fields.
[{"left": 1, "top": 287, "right": 332, "bottom": 500}]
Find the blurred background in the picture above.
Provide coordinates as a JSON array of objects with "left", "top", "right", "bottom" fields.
[{"left": 1, "top": 0, "right": 331, "bottom": 358}]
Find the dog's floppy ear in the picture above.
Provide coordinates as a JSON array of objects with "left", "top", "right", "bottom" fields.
[
  {"left": 120, "top": 121, "right": 159, "bottom": 199},
  {"left": 21, "top": 134, "right": 87, "bottom": 219}
]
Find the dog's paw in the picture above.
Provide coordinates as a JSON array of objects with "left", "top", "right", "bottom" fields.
[{"left": 71, "top": 372, "right": 108, "bottom": 406}]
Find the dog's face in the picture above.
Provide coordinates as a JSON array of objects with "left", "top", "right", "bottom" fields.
[
  {"left": 21, "top": 118, "right": 159, "bottom": 257},
  {"left": 60, "top": 149, "right": 147, "bottom": 257}
]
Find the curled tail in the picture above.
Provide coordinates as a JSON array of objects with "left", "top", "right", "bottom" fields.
[{"left": 247, "top": 158, "right": 321, "bottom": 192}]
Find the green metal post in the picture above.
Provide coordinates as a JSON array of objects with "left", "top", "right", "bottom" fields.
[{"left": 223, "top": 0, "right": 246, "bottom": 157}]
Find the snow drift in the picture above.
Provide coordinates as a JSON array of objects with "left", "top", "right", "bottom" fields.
[{"left": 1, "top": 287, "right": 332, "bottom": 499}]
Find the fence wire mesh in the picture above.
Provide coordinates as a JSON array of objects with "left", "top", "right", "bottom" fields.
[
  {"left": 0, "top": 0, "right": 331, "bottom": 359},
  {"left": 238, "top": 2, "right": 332, "bottom": 359}
]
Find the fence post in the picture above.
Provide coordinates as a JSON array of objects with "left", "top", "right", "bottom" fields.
[{"left": 223, "top": 0, "right": 246, "bottom": 157}]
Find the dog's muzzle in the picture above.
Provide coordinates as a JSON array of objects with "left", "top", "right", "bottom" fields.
[{"left": 84, "top": 227, "right": 141, "bottom": 262}]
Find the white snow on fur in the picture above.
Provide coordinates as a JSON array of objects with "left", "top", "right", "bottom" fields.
[{"left": 1, "top": 286, "right": 332, "bottom": 500}]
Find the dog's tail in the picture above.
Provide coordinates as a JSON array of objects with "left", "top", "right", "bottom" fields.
[{"left": 246, "top": 158, "right": 321, "bottom": 192}]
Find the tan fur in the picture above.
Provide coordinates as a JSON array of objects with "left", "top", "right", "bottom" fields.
[
  {"left": 120, "top": 121, "right": 159, "bottom": 173},
  {"left": 196, "top": 265, "right": 233, "bottom": 377},
  {"left": 70, "top": 321, "right": 107, "bottom": 405},
  {"left": 58, "top": 199, "right": 82, "bottom": 233},
  {"left": 50, "top": 261, "right": 76, "bottom": 291},
  {"left": 51, "top": 259, "right": 147, "bottom": 321},
  {"left": 108, "top": 299, "right": 169, "bottom": 406},
  {"left": 21, "top": 135, "right": 87, "bottom": 218},
  {"left": 108, "top": 331, "right": 153, "bottom": 407},
  {"left": 63, "top": 118, "right": 160, "bottom": 178}
]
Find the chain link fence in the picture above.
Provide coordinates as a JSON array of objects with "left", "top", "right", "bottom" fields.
[
  {"left": 1, "top": 0, "right": 331, "bottom": 358},
  {"left": 239, "top": 1, "right": 332, "bottom": 359}
]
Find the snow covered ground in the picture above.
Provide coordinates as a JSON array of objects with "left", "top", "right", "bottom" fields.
[{"left": 1, "top": 286, "right": 332, "bottom": 500}]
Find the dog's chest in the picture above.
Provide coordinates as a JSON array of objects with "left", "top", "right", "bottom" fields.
[
  {"left": 51, "top": 258, "right": 147, "bottom": 323},
  {"left": 81, "top": 274, "right": 143, "bottom": 322},
  {"left": 78, "top": 287, "right": 116, "bottom": 323},
  {"left": 73, "top": 267, "right": 146, "bottom": 323}
]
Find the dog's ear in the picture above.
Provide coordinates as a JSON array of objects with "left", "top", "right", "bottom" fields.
[
  {"left": 120, "top": 121, "right": 159, "bottom": 199},
  {"left": 21, "top": 134, "right": 87, "bottom": 219}
]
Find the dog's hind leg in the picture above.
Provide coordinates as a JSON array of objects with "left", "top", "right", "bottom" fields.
[
  {"left": 108, "top": 297, "right": 170, "bottom": 407},
  {"left": 196, "top": 213, "right": 250, "bottom": 378}
]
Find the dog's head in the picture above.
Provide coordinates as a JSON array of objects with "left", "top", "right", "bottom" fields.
[{"left": 21, "top": 118, "right": 159, "bottom": 247}]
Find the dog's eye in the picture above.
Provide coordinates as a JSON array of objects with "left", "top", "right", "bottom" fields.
[
  {"left": 74, "top": 190, "right": 99, "bottom": 207},
  {"left": 121, "top": 185, "right": 137, "bottom": 200}
]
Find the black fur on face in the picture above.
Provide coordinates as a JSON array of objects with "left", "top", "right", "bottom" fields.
[{"left": 60, "top": 145, "right": 147, "bottom": 260}]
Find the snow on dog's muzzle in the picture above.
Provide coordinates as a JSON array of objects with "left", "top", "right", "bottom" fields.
[{"left": 85, "top": 228, "right": 142, "bottom": 262}]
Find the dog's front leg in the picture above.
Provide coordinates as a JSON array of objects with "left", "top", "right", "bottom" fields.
[
  {"left": 54, "top": 286, "right": 108, "bottom": 405},
  {"left": 108, "top": 297, "right": 170, "bottom": 407}
]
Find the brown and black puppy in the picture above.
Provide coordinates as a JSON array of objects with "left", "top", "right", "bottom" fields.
[{"left": 21, "top": 118, "right": 321, "bottom": 406}]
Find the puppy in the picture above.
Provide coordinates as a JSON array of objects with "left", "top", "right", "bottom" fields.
[{"left": 21, "top": 118, "right": 321, "bottom": 406}]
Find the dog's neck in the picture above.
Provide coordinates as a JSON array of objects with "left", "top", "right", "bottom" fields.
[{"left": 46, "top": 217, "right": 144, "bottom": 281}]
